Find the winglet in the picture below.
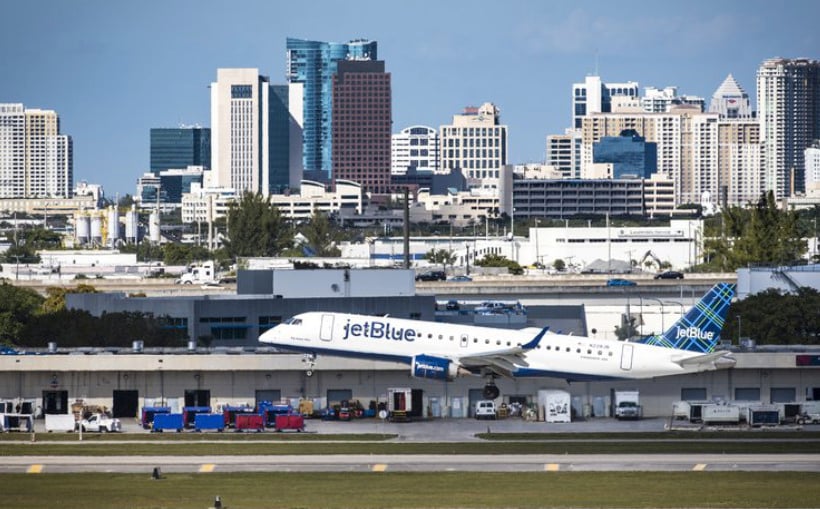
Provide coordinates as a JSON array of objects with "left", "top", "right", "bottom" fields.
[{"left": 521, "top": 326, "right": 549, "bottom": 350}]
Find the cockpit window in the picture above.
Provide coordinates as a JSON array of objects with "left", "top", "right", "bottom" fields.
[{"left": 284, "top": 318, "right": 302, "bottom": 326}]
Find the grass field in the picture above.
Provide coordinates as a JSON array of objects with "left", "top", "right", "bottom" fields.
[{"left": 6, "top": 471, "right": 820, "bottom": 508}]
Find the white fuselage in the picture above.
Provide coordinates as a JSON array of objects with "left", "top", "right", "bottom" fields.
[{"left": 260, "top": 312, "right": 711, "bottom": 381}]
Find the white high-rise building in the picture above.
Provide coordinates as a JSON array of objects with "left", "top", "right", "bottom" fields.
[
  {"left": 210, "top": 69, "right": 270, "bottom": 195},
  {"left": 391, "top": 125, "right": 440, "bottom": 174},
  {"left": 806, "top": 141, "right": 820, "bottom": 191},
  {"left": 580, "top": 108, "right": 761, "bottom": 207},
  {"left": 0, "top": 103, "right": 72, "bottom": 199},
  {"left": 440, "top": 103, "right": 508, "bottom": 190},
  {"left": 709, "top": 74, "right": 753, "bottom": 119},
  {"left": 546, "top": 129, "right": 582, "bottom": 179},
  {"left": 642, "top": 86, "right": 705, "bottom": 113},
  {"left": 757, "top": 58, "right": 820, "bottom": 198},
  {"left": 571, "top": 75, "right": 639, "bottom": 129}
]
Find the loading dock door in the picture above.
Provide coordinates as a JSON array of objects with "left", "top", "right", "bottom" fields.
[
  {"left": 255, "top": 390, "right": 281, "bottom": 407},
  {"left": 42, "top": 390, "right": 68, "bottom": 415},
  {"left": 112, "top": 390, "right": 139, "bottom": 418},
  {"left": 327, "top": 389, "right": 352, "bottom": 406},
  {"left": 620, "top": 344, "right": 634, "bottom": 371},
  {"left": 184, "top": 390, "right": 211, "bottom": 408}
]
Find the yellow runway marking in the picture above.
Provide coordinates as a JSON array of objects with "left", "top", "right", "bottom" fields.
[
  {"left": 27, "top": 464, "right": 43, "bottom": 474},
  {"left": 545, "top": 463, "right": 560, "bottom": 471},
  {"left": 693, "top": 463, "right": 707, "bottom": 471},
  {"left": 372, "top": 464, "right": 387, "bottom": 472},
  {"left": 199, "top": 464, "right": 216, "bottom": 473}
]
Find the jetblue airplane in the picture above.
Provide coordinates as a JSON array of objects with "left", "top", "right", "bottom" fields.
[{"left": 260, "top": 283, "right": 736, "bottom": 398}]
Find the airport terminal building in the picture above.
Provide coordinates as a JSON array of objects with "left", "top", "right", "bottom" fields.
[{"left": 1, "top": 268, "right": 818, "bottom": 424}]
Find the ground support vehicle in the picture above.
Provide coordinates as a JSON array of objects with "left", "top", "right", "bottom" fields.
[{"left": 79, "top": 413, "right": 121, "bottom": 432}]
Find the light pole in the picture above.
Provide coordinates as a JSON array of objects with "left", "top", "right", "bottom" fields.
[{"left": 737, "top": 315, "right": 742, "bottom": 344}]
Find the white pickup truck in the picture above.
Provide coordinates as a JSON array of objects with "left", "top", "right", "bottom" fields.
[{"left": 78, "top": 413, "right": 122, "bottom": 432}]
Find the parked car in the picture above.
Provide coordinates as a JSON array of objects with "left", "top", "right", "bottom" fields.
[
  {"left": 415, "top": 271, "right": 446, "bottom": 282},
  {"left": 654, "top": 270, "right": 684, "bottom": 280},
  {"left": 447, "top": 275, "right": 473, "bottom": 282},
  {"left": 78, "top": 413, "right": 121, "bottom": 432},
  {"left": 606, "top": 278, "right": 637, "bottom": 287},
  {"left": 474, "top": 400, "right": 497, "bottom": 420},
  {"left": 445, "top": 299, "right": 460, "bottom": 311},
  {"left": 475, "top": 301, "right": 510, "bottom": 314}
]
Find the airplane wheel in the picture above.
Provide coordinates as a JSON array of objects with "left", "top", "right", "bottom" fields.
[{"left": 483, "top": 384, "right": 500, "bottom": 400}]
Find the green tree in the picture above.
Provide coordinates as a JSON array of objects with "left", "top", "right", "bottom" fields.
[
  {"left": 298, "top": 211, "right": 341, "bottom": 257},
  {"left": 723, "top": 287, "right": 820, "bottom": 345},
  {"left": 552, "top": 259, "right": 566, "bottom": 272},
  {"left": 474, "top": 253, "right": 524, "bottom": 275},
  {"left": 41, "top": 284, "right": 99, "bottom": 314},
  {"left": 224, "top": 192, "right": 291, "bottom": 258},
  {"left": 424, "top": 248, "right": 457, "bottom": 273},
  {"left": 701, "top": 191, "right": 806, "bottom": 271},
  {"left": 0, "top": 283, "right": 44, "bottom": 345},
  {"left": 614, "top": 314, "right": 639, "bottom": 341}
]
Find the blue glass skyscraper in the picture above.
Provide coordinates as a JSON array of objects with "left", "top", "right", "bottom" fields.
[
  {"left": 286, "top": 37, "right": 377, "bottom": 179},
  {"left": 593, "top": 129, "right": 657, "bottom": 179},
  {"left": 149, "top": 127, "right": 211, "bottom": 175}
]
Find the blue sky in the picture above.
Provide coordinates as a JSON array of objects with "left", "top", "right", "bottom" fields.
[{"left": 2, "top": 0, "right": 818, "bottom": 198}]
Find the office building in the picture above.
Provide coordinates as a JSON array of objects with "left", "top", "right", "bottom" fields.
[
  {"left": 807, "top": 141, "right": 820, "bottom": 191},
  {"left": 286, "top": 37, "right": 378, "bottom": 179},
  {"left": 0, "top": 103, "right": 72, "bottom": 199},
  {"left": 592, "top": 129, "right": 657, "bottom": 179},
  {"left": 269, "top": 84, "right": 302, "bottom": 194},
  {"left": 440, "top": 103, "right": 508, "bottom": 190},
  {"left": 331, "top": 59, "right": 392, "bottom": 195},
  {"left": 709, "top": 74, "right": 754, "bottom": 119},
  {"left": 137, "top": 166, "right": 205, "bottom": 207},
  {"left": 757, "top": 58, "right": 820, "bottom": 198},
  {"left": 392, "top": 125, "right": 440, "bottom": 175},
  {"left": 149, "top": 127, "right": 210, "bottom": 175},
  {"left": 210, "top": 68, "right": 271, "bottom": 195},
  {"left": 546, "top": 129, "right": 582, "bottom": 179},
  {"left": 572, "top": 75, "right": 639, "bottom": 129}
]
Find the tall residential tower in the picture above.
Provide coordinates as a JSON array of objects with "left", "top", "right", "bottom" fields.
[
  {"left": 0, "top": 103, "right": 72, "bottom": 198},
  {"left": 757, "top": 58, "right": 820, "bottom": 198}
]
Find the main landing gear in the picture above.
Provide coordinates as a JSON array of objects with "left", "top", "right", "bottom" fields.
[
  {"left": 302, "top": 353, "right": 316, "bottom": 377},
  {"left": 482, "top": 376, "right": 500, "bottom": 399}
]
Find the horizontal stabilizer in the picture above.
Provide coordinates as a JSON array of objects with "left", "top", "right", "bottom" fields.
[{"left": 674, "top": 350, "right": 735, "bottom": 369}]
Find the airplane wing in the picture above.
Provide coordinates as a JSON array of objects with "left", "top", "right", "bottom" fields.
[
  {"left": 673, "top": 350, "right": 736, "bottom": 369},
  {"left": 448, "top": 326, "right": 549, "bottom": 378}
]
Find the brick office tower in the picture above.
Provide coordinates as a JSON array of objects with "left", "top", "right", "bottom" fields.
[{"left": 331, "top": 60, "right": 392, "bottom": 195}]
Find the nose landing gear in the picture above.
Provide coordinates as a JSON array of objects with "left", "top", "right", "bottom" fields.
[{"left": 302, "top": 353, "right": 316, "bottom": 377}]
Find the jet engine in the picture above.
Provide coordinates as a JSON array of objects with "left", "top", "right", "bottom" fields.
[{"left": 411, "top": 355, "right": 470, "bottom": 381}]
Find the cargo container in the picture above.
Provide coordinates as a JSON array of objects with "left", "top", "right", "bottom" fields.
[
  {"left": 258, "top": 402, "right": 291, "bottom": 427},
  {"left": 274, "top": 414, "right": 305, "bottom": 432},
  {"left": 537, "top": 390, "right": 571, "bottom": 423},
  {"left": 747, "top": 406, "right": 780, "bottom": 426},
  {"left": 235, "top": 413, "right": 264, "bottom": 432},
  {"left": 182, "top": 406, "right": 211, "bottom": 428},
  {"left": 152, "top": 413, "right": 184, "bottom": 432},
  {"left": 141, "top": 406, "right": 170, "bottom": 429},
  {"left": 222, "top": 405, "right": 254, "bottom": 428},
  {"left": 194, "top": 413, "right": 225, "bottom": 432},
  {"left": 45, "top": 413, "right": 76, "bottom": 432},
  {"left": 702, "top": 404, "right": 741, "bottom": 424}
]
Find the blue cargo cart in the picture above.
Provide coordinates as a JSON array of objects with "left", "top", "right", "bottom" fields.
[
  {"left": 194, "top": 413, "right": 225, "bottom": 432},
  {"left": 152, "top": 413, "right": 184, "bottom": 432},
  {"left": 182, "top": 406, "right": 211, "bottom": 428},
  {"left": 141, "top": 406, "right": 171, "bottom": 429}
]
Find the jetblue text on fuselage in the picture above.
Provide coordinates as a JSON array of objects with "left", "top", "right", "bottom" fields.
[
  {"left": 675, "top": 326, "right": 714, "bottom": 341},
  {"left": 342, "top": 319, "right": 416, "bottom": 342}
]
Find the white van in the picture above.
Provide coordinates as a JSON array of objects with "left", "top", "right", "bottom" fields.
[{"left": 475, "top": 400, "right": 497, "bottom": 420}]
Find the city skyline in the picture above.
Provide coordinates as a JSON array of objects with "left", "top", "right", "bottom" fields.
[{"left": 1, "top": 0, "right": 818, "bottom": 197}]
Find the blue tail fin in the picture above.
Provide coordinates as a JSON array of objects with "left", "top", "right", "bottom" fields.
[{"left": 639, "top": 283, "right": 735, "bottom": 353}]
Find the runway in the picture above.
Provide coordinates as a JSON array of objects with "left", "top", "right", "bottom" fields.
[{"left": 4, "top": 453, "right": 820, "bottom": 474}]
